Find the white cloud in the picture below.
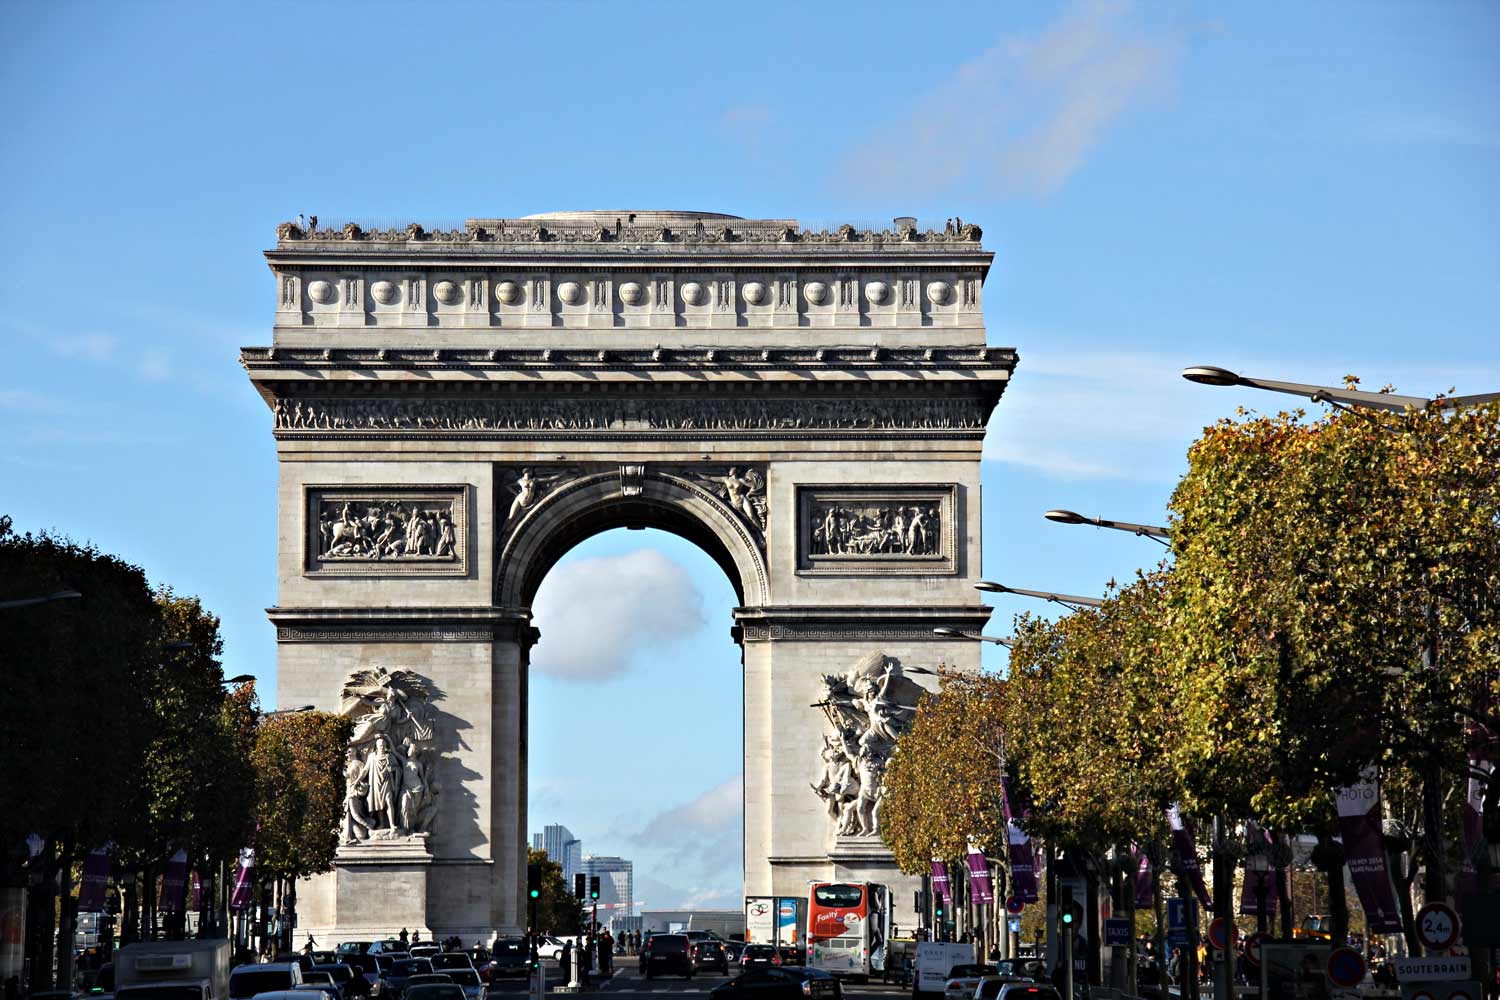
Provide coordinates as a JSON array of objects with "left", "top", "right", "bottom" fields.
[
  {"left": 838, "top": 0, "right": 1179, "bottom": 198},
  {"left": 629, "top": 776, "right": 744, "bottom": 906},
  {"left": 530, "top": 548, "right": 706, "bottom": 681},
  {"left": 138, "top": 353, "right": 172, "bottom": 380},
  {"left": 50, "top": 332, "right": 120, "bottom": 362}
]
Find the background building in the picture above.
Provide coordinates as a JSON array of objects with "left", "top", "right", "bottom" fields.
[
  {"left": 580, "top": 855, "right": 633, "bottom": 932},
  {"left": 536, "top": 823, "right": 583, "bottom": 885}
]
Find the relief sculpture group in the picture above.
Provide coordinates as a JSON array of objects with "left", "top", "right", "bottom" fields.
[
  {"left": 811, "top": 652, "right": 922, "bottom": 838},
  {"left": 318, "top": 499, "right": 457, "bottom": 560},
  {"left": 810, "top": 501, "right": 940, "bottom": 556},
  {"left": 339, "top": 668, "right": 440, "bottom": 844}
]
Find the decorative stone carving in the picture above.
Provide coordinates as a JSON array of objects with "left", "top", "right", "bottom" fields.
[
  {"left": 556, "top": 281, "right": 584, "bottom": 305},
  {"left": 307, "top": 280, "right": 335, "bottom": 304},
  {"left": 864, "top": 281, "right": 889, "bottom": 305},
  {"left": 338, "top": 667, "right": 440, "bottom": 844},
  {"left": 495, "top": 281, "right": 521, "bottom": 305},
  {"left": 926, "top": 280, "right": 951, "bottom": 305},
  {"left": 687, "top": 466, "right": 768, "bottom": 533},
  {"left": 680, "top": 281, "right": 706, "bottom": 306},
  {"left": 619, "top": 464, "right": 645, "bottom": 496},
  {"left": 369, "top": 281, "right": 398, "bottom": 305},
  {"left": 432, "top": 281, "right": 461, "bottom": 305},
  {"left": 618, "top": 281, "right": 644, "bottom": 306},
  {"left": 811, "top": 652, "right": 923, "bottom": 838},
  {"left": 797, "top": 485, "right": 957, "bottom": 575},
  {"left": 804, "top": 281, "right": 828, "bottom": 305},
  {"left": 274, "top": 395, "right": 990, "bottom": 434},
  {"left": 742, "top": 281, "right": 767, "bottom": 306},
  {"left": 306, "top": 486, "right": 468, "bottom": 577},
  {"left": 503, "top": 467, "right": 575, "bottom": 524}
]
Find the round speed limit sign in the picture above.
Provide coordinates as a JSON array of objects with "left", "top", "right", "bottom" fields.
[{"left": 1416, "top": 901, "right": 1460, "bottom": 951}]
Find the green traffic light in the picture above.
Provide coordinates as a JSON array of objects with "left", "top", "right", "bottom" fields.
[
  {"left": 530, "top": 889, "right": 540, "bottom": 899},
  {"left": 1062, "top": 913, "right": 1074, "bottom": 925}
]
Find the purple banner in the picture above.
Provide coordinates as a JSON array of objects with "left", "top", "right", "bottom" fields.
[
  {"left": 1239, "top": 823, "right": 1278, "bottom": 916},
  {"left": 1460, "top": 739, "right": 1492, "bottom": 901},
  {"left": 1166, "top": 805, "right": 1213, "bottom": 912},
  {"left": 1335, "top": 770, "right": 1404, "bottom": 933},
  {"left": 931, "top": 859, "right": 952, "bottom": 906},
  {"left": 1133, "top": 847, "right": 1153, "bottom": 909},
  {"left": 190, "top": 871, "right": 202, "bottom": 912},
  {"left": 77, "top": 846, "right": 113, "bottom": 913},
  {"left": 967, "top": 848, "right": 995, "bottom": 906},
  {"left": 159, "top": 849, "right": 189, "bottom": 913},
  {"left": 230, "top": 847, "right": 255, "bottom": 911},
  {"left": 1007, "top": 820, "right": 1040, "bottom": 902}
]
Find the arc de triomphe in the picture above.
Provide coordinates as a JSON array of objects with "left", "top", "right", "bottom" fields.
[{"left": 242, "top": 210, "right": 1014, "bottom": 941}]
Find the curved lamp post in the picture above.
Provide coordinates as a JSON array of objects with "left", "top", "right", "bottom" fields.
[
  {"left": 1044, "top": 509, "right": 1170, "bottom": 546},
  {"left": 0, "top": 588, "right": 82, "bottom": 610},
  {"left": 1182, "top": 365, "right": 1500, "bottom": 412},
  {"left": 974, "top": 581, "right": 1104, "bottom": 610},
  {"left": 932, "top": 626, "right": 1013, "bottom": 648}
]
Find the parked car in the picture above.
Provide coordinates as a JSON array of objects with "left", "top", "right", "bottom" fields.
[
  {"left": 309, "top": 954, "right": 341, "bottom": 968},
  {"left": 642, "top": 934, "right": 695, "bottom": 980},
  {"left": 534, "top": 938, "right": 566, "bottom": 962},
  {"left": 943, "top": 964, "right": 997, "bottom": 1000},
  {"left": 696, "top": 941, "right": 731, "bottom": 975},
  {"left": 309, "top": 963, "right": 363, "bottom": 1000},
  {"left": 336, "top": 944, "right": 374, "bottom": 957},
  {"left": 440, "top": 969, "right": 483, "bottom": 1000},
  {"left": 228, "top": 963, "right": 303, "bottom": 1000},
  {"left": 486, "top": 939, "right": 530, "bottom": 980},
  {"left": 740, "top": 945, "right": 781, "bottom": 970},
  {"left": 408, "top": 946, "right": 440, "bottom": 960}
]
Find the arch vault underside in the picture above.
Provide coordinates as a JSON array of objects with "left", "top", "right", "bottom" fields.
[{"left": 248, "top": 210, "right": 1015, "bottom": 940}]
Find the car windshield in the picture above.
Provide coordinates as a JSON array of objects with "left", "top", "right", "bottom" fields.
[
  {"left": 492, "top": 941, "right": 525, "bottom": 956},
  {"left": 230, "top": 971, "right": 293, "bottom": 998},
  {"left": 404, "top": 988, "right": 465, "bottom": 1000},
  {"left": 994, "top": 961, "right": 1040, "bottom": 979},
  {"left": 392, "top": 961, "right": 431, "bottom": 976},
  {"left": 117, "top": 987, "right": 203, "bottom": 1000},
  {"left": 950, "top": 966, "right": 996, "bottom": 979},
  {"left": 314, "top": 967, "right": 351, "bottom": 982},
  {"left": 813, "top": 884, "right": 863, "bottom": 907},
  {"left": 431, "top": 956, "right": 469, "bottom": 969},
  {"left": 446, "top": 972, "right": 480, "bottom": 987}
]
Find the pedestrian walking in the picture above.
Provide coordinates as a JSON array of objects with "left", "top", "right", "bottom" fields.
[
  {"left": 561, "top": 940, "right": 573, "bottom": 983},
  {"left": 399, "top": 928, "right": 409, "bottom": 947},
  {"left": 303, "top": 935, "right": 317, "bottom": 955}
]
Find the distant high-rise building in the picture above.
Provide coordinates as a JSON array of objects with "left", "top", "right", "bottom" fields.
[
  {"left": 581, "top": 855, "right": 633, "bottom": 930},
  {"left": 539, "top": 824, "right": 583, "bottom": 883}
]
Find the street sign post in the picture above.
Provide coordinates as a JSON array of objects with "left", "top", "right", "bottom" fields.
[
  {"left": 1243, "top": 933, "right": 1265, "bottom": 968},
  {"left": 1104, "top": 919, "right": 1131, "bottom": 947},
  {"left": 1006, "top": 896, "right": 1025, "bottom": 916},
  {"left": 1418, "top": 902, "right": 1461, "bottom": 952}
]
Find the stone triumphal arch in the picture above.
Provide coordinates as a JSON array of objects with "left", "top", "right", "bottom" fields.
[{"left": 243, "top": 210, "right": 1015, "bottom": 941}]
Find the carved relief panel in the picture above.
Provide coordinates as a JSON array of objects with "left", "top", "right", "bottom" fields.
[
  {"left": 797, "top": 484, "right": 957, "bottom": 575},
  {"left": 306, "top": 485, "right": 469, "bottom": 577}
]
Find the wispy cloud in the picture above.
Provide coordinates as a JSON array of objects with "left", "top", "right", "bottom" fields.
[
  {"left": 50, "top": 332, "right": 121, "bottom": 363},
  {"left": 138, "top": 353, "right": 172, "bottom": 380},
  {"left": 630, "top": 775, "right": 743, "bottom": 893},
  {"left": 838, "top": 0, "right": 1179, "bottom": 198},
  {"left": 530, "top": 549, "right": 707, "bottom": 681}
]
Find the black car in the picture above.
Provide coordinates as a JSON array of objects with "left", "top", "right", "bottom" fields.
[
  {"left": 643, "top": 934, "right": 695, "bottom": 980},
  {"left": 309, "top": 964, "right": 364, "bottom": 1000},
  {"left": 380, "top": 958, "right": 434, "bottom": 999},
  {"left": 711, "top": 968, "right": 840, "bottom": 1000},
  {"left": 487, "top": 938, "right": 530, "bottom": 980},
  {"left": 696, "top": 940, "right": 731, "bottom": 975}
]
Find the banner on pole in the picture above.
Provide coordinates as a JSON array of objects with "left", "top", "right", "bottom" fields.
[
  {"left": 1133, "top": 847, "right": 1153, "bottom": 909},
  {"left": 1335, "top": 769, "right": 1404, "bottom": 934},
  {"left": 159, "top": 849, "right": 190, "bottom": 913},
  {"left": 1167, "top": 804, "right": 1213, "bottom": 912},
  {"left": 77, "top": 845, "right": 113, "bottom": 914},
  {"left": 967, "top": 847, "right": 995, "bottom": 906},
  {"left": 931, "top": 860, "right": 951, "bottom": 906},
  {"left": 230, "top": 847, "right": 255, "bottom": 911}
]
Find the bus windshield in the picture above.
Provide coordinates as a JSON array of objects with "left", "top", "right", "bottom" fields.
[{"left": 813, "top": 884, "right": 864, "bottom": 908}]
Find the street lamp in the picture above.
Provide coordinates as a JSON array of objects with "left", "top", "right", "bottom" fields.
[
  {"left": 0, "top": 588, "right": 82, "bottom": 610},
  {"left": 223, "top": 674, "right": 256, "bottom": 686},
  {"left": 932, "top": 627, "right": 1013, "bottom": 648},
  {"left": 261, "top": 705, "right": 315, "bottom": 718},
  {"left": 1044, "top": 509, "right": 1170, "bottom": 545},
  {"left": 974, "top": 581, "right": 1104, "bottom": 610},
  {"left": 1182, "top": 365, "right": 1500, "bottom": 412}
]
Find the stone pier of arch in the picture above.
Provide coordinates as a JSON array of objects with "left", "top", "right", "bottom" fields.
[{"left": 244, "top": 210, "right": 1016, "bottom": 940}]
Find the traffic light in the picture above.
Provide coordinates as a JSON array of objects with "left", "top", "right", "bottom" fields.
[
  {"left": 527, "top": 863, "right": 541, "bottom": 900},
  {"left": 574, "top": 874, "right": 586, "bottom": 900},
  {"left": 589, "top": 875, "right": 601, "bottom": 900}
]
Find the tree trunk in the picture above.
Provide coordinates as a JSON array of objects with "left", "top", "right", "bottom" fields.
[
  {"left": 1150, "top": 843, "right": 1167, "bottom": 996},
  {"left": 55, "top": 837, "right": 77, "bottom": 992},
  {"left": 121, "top": 876, "right": 138, "bottom": 946},
  {"left": 1276, "top": 854, "right": 1293, "bottom": 940}
]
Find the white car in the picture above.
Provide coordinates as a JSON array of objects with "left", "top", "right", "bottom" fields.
[
  {"left": 536, "top": 937, "right": 567, "bottom": 961},
  {"left": 943, "top": 964, "right": 998, "bottom": 1000}
]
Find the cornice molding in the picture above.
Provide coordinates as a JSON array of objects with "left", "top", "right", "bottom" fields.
[{"left": 732, "top": 604, "right": 994, "bottom": 642}]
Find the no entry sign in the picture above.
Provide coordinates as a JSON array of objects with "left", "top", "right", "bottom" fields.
[
  {"left": 1208, "top": 917, "right": 1235, "bottom": 951},
  {"left": 1243, "top": 932, "right": 1265, "bottom": 968},
  {"left": 1327, "top": 947, "right": 1366, "bottom": 989},
  {"left": 1006, "top": 896, "right": 1025, "bottom": 915}
]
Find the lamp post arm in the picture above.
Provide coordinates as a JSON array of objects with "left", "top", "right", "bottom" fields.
[
  {"left": 1087, "top": 516, "right": 1171, "bottom": 542},
  {"left": 989, "top": 585, "right": 1104, "bottom": 609}
]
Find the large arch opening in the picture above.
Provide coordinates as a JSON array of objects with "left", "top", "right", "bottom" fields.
[{"left": 526, "top": 526, "right": 746, "bottom": 928}]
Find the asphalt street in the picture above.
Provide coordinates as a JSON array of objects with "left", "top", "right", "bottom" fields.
[{"left": 484, "top": 962, "right": 910, "bottom": 999}]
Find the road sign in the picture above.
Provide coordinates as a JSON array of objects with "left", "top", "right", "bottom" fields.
[
  {"left": 1411, "top": 990, "right": 1436, "bottom": 1000},
  {"left": 1005, "top": 896, "right": 1026, "bottom": 915},
  {"left": 1009, "top": 918, "right": 1022, "bottom": 934},
  {"left": 1243, "top": 932, "right": 1265, "bottom": 968},
  {"left": 1105, "top": 918, "right": 1131, "bottom": 946},
  {"left": 1395, "top": 956, "right": 1472, "bottom": 982},
  {"left": 1208, "top": 917, "right": 1235, "bottom": 951},
  {"left": 1327, "top": 947, "right": 1366, "bottom": 989},
  {"left": 1418, "top": 902, "right": 1461, "bottom": 951}
]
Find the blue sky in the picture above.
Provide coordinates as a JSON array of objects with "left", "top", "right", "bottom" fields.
[{"left": 3, "top": 1, "right": 1497, "bottom": 911}]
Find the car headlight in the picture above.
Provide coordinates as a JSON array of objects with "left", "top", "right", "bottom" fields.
[{"left": 802, "top": 984, "right": 813, "bottom": 996}]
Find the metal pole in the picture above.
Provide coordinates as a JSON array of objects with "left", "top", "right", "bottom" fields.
[{"left": 1213, "top": 818, "right": 1234, "bottom": 1000}]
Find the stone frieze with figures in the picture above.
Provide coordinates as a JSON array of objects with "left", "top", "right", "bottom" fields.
[
  {"left": 306, "top": 485, "right": 468, "bottom": 577},
  {"left": 797, "top": 484, "right": 957, "bottom": 575}
]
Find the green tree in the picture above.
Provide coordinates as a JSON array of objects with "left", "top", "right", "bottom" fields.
[
  {"left": 880, "top": 669, "right": 1009, "bottom": 872},
  {"left": 251, "top": 711, "right": 353, "bottom": 883},
  {"left": 528, "top": 848, "right": 583, "bottom": 934}
]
